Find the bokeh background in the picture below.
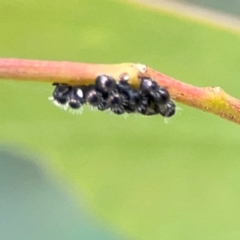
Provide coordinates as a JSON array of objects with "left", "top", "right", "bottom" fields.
[{"left": 1, "top": 0, "right": 240, "bottom": 239}]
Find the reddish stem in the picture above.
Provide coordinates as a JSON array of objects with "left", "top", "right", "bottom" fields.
[
  {"left": 0, "top": 58, "right": 140, "bottom": 85},
  {"left": 0, "top": 58, "right": 240, "bottom": 125},
  {"left": 147, "top": 68, "right": 240, "bottom": 124}
]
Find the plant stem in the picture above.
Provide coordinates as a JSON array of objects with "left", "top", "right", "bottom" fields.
[
  {"left": 0, "top": 58, "right": 240, "bottom": 125},
  {"left": 0, "top": 58, "right": 140, "bottom": 86},
  {"left": 148, "top": 68, "right": 240, "bottom": 124}
]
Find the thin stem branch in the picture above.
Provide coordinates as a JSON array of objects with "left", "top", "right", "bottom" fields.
[
  {"left": 147, "top": 68, "right": 240, "bottom": 124},
  {"left": 0, "top": 58, "right": 140, "bottom": 85},
  {"left": 0, "top": 58, "right": 240, "bottom": 125}
]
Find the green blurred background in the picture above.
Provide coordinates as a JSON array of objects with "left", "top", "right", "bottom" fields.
[{"left": 1, "top": 0, "right": 240, "bottom": 239}]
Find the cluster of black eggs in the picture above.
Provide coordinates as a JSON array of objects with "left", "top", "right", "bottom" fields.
[{"left": 50, "top": 75, "right": 176, "bottom": 118}]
